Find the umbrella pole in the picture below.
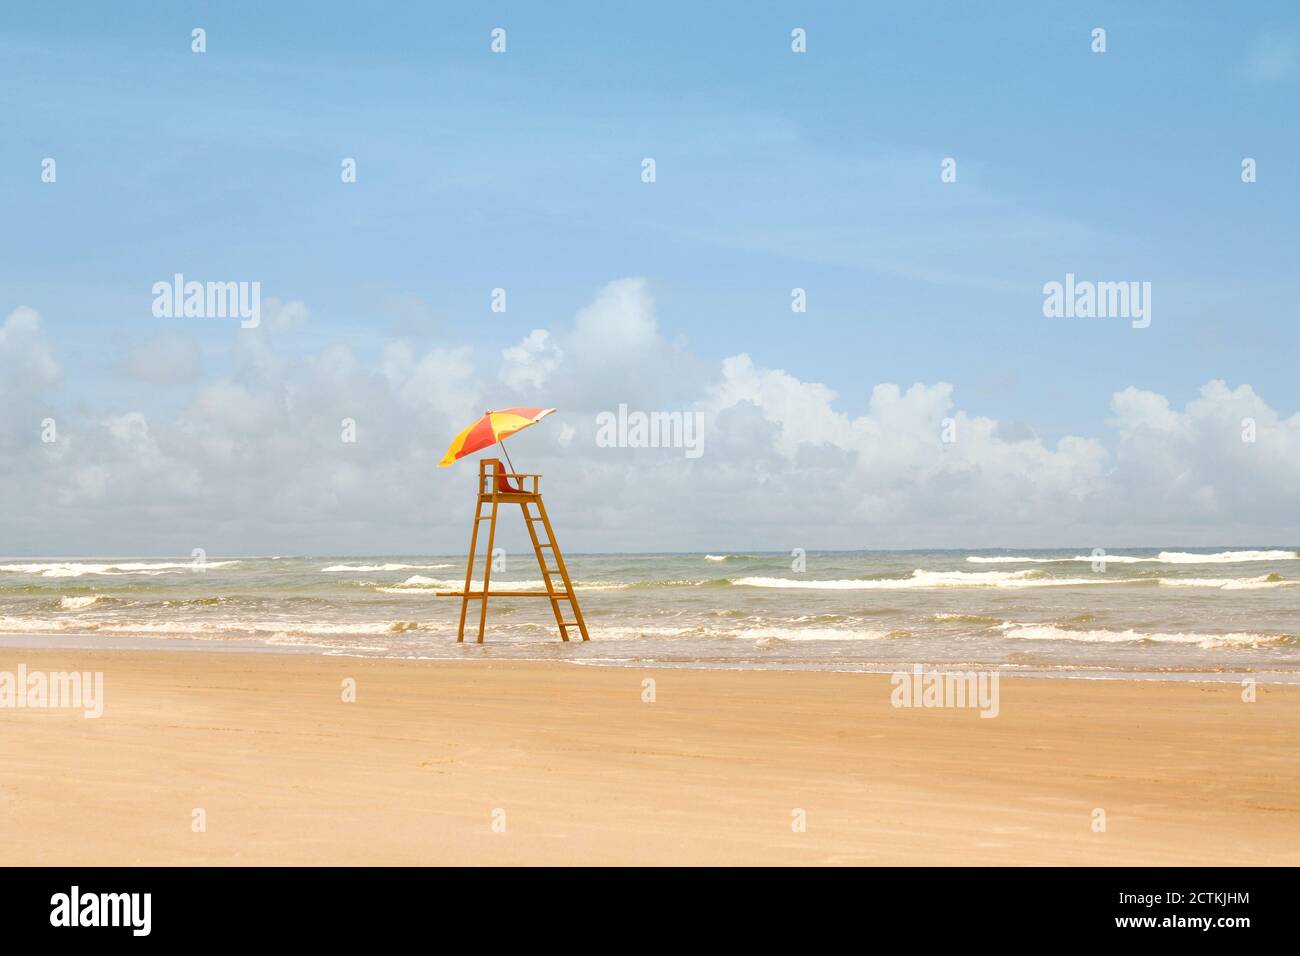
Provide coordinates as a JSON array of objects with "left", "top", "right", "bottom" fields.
[{"left": 497, "top": 440, "right": 517, "bottom": 476}]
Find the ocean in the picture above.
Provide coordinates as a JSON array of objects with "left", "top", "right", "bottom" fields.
[{"left": 1, "top": 549, "right": 1297, "bottom": 679}]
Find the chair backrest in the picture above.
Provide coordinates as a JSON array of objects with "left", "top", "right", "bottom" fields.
[
  {"left": 476, "top": 457, "right": 539, "bottom": 496},
  {"left": 478, "top": 458, "right": 502, "bottom": 494}
]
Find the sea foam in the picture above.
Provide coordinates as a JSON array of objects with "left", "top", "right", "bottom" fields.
[
  {"left": 731, "top": 570, "right": 1110, "bottom": 589},
  {"left": 321, "top": 563, "right": 453, "bottom": 572},
  {"left": 0, "top": 561, "right": 239, "bottom": 578},
  {"left": 968, "top": 549, "right": 1297, "bottom": 565},
  {"left": 997, "top": 622, "right": 1291, "bottom": 648}
]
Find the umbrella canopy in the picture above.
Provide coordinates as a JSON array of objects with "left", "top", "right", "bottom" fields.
[{"left": 438, "top": 407, "right": 555, "bottom": 467}]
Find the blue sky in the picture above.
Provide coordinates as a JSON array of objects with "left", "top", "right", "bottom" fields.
[{"left": 1, "top": 2, "right": 1298, "bottom": 553}]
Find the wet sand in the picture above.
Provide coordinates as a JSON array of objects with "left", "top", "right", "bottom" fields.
[{"left": 2, "top": 649, "right": 1297, "bottom": 865}]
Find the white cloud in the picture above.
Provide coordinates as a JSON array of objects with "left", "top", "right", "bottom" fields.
[
  {"left": 263, "top": 298, "right": 309, "bottom": 332},
  {"left": 707, "top": 355, "right": 851, "bottom": 457},
  {"left": 0, "top": 306, "right": 60, "bottom": 393},
  {"left": 571, "top": 277, "right": 658, "bottom": 355},
  {"left": 1, "top": 284, "right": 1297, "bottom": 553},
  {"left": 501, "top": 329, "right": 563, "bottom": 391},
  {"left": 0, "top": 306, "right": 61, "bottom": 453},
  {"left": 526, "top": 277, "right": 708, "bottom": 413},
  {"left": 122, "top": 331, "right": 201, "bottom": 384},
  {"left": 380, "top": 342, "right": 480, "bottom": 423}
]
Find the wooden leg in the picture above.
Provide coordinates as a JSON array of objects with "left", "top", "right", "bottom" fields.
[
  {"left": 457, "top": 498, "right": 483, "bottom": 642},
  {"left": 476, "top": 497, "right": 499, "bottom": 643}
]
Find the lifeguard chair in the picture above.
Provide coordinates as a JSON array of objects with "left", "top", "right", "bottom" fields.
[{"left": 436, "top": 458, "right": 589, "bottom": 643}]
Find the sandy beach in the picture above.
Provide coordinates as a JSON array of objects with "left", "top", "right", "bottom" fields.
[{"left": 2, "top": 648, "right": 1297, "bottom": 866}]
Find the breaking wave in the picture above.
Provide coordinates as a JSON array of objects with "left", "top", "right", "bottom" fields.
[
  {"left": 968, "top": 549, "right": 1297, "bottom": 565},
  {"left": 321, "top": 563, "right": 454, "bottom": 572},
  {"left": 997, "top": 622, "right": 1296, "bottom": 648},
  {"left": 733, "top": 627, "right": 895, "bottom": 642},
  {"left": 376, "top": 575, "right": 629, "bottom": 594},
  {"left": 59, "top": 595, "right": 115, "bottom": 610},
  {"left": 0, "top": 561, "right": 240, "bottom": 578},
  {"left": 731, "top": 570, "right": 1111, "bottom": 589}
]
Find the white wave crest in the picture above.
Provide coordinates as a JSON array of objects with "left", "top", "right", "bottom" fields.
[
  {"left": 377, "top": 575, "right": 626, "bottom": 594},
  {"left": 0, "top": 560, "right": 239, "bottom": 578},
  {"left": 321, "top": 563, "right": 454, "bottom": 572},
  {"left": 1153, "top": 550, "right": 1298, "bottom": 564},
  {"left": 100, "top": 620, "right": 432, "bottom": 638},
  {"left": 731, "top": 570, "right": 1112, "bottom": 590},
  {"left": 1157, "top": 575, "right": 1293, "bottom": 589},
  {"left": 968, "top": 549, "right": 1297, "bottom": 565},
  {"left": 735, "top": 627, "right": 892, "bottom": 642},
  {"left": 997, "top": 623, "right": 1288, "bottom": 648},
  {"left": 59, "top": 595, "right": 112, "bottom": 610}
]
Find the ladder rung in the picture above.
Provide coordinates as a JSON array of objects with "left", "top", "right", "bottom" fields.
[
  {"left": 537, "top": 543, "right": 554, "bottom": 548},
  {"left": 436, "top": 590, "right": 555, "bottom": 598}
]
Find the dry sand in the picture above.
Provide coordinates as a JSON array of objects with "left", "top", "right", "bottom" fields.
[{"left": 1, "top": 649, "right": 1297, "bottom": 865}]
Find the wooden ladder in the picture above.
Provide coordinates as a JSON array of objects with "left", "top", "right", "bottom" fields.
[{"left": 437, "top": 458, "right": 589, "bottom": 643}]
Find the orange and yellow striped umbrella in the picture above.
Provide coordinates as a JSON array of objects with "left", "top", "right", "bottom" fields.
[{"left": 438, "top": 407, "right": 555, "bottom": 467}]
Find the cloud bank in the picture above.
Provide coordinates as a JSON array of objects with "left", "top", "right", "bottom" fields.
[{"left": 1, "top": 286, "right": 1297, "bottom": 555}]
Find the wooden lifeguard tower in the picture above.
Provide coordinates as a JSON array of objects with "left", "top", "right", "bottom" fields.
[{"left": 436, "top": 458, "right": 589, "bottom": 643}]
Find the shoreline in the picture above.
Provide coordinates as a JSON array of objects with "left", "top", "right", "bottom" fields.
[
  {"left": 0, "top": 633, "right": 1297, "bottom": 683},
  {"left": 3, "top": 648, "right": 1298, "bottom": 865}
]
